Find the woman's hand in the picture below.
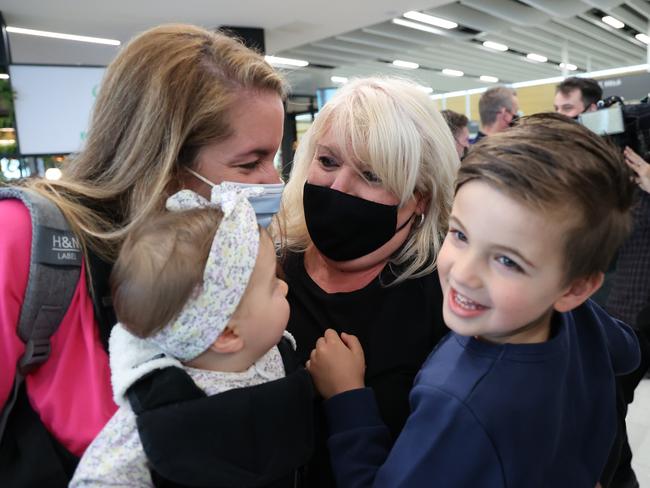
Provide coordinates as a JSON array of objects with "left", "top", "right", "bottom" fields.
[
  {"left": 624, "top": 146, "right": 650, "bottom": 194},
  {"left": 306, "top": 329, "right": 366, "bottom": 399}
]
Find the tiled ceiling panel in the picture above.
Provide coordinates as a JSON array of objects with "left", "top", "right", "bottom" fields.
[{"left": 278, "top": 0, "right": 650, "bottom": 95}]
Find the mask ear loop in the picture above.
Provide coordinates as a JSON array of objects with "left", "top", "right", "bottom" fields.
[
  {"left": 185, "top": 167, "right": 216, "bottom": 188},
  {"left": 396, "top": 212, "right": 424, "bottom": 234}
]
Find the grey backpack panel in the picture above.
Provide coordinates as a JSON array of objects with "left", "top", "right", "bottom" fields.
[{"left": 0, "top": 187, "right": 82, "bottom": 440}]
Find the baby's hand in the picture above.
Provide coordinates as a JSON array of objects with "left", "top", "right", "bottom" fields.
[{"left": 306, "top": 329, "right": 365, "bottom": 399}]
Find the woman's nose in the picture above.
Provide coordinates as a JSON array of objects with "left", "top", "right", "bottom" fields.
[{"left": 330, "top": 167, "right": 356, "bottom": 195}]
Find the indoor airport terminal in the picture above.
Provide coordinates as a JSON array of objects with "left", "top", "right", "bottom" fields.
[{"left": 1, "top": 0, "right": 650, "bottom": 486}]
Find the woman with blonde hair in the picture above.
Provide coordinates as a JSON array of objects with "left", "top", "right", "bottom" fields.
[
  {"left": 0, "top": 23, "right": 287, "bottom": 486},
  {"left": 277, "top": 76, "right": 459, "bottom": 485}
]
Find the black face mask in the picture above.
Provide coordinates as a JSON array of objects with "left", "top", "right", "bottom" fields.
[
  {"left": 570, "top": 106, "right": 590, "bottom": 121},
  {"left": 303, "top": 182, "right": 413, "bottom": 262},
  {"left": 508, "top": 113, "right": 520, "bottom": 128}
]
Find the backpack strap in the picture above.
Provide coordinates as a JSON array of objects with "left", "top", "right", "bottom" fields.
[{"left": 0, "top": 187, "right": 82, "bottom": 441}]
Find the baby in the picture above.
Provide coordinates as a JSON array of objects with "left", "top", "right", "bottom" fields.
[{"left": 72, "top": 185, "right": 313, "bottom": 487}]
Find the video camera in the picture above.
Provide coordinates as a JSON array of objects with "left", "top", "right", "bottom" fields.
[{"left": 578, "top": 95, "right": 650, "bottom": 160}]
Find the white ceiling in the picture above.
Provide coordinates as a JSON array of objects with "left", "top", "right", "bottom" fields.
[
  {"left": 0, "top": 0, "right": 451, "bottom": 65},
  {"left": 1, "top": 0, "right": 649, "bottom": 100}
]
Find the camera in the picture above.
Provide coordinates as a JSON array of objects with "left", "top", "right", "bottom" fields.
[{"left": 578, "top": 96, "right": 650, "bottom": 161}]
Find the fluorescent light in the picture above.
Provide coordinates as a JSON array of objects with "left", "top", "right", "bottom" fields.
[
  {"left": 431, "top": 63, "right": 650, "bottom": 99},
  {"left": 0, "top": 139, "right": 16, "bottom": 146},
  {"left": 559, "top": 62, "right": 578, "bottom": 71},
  {"left": 526, "top": 53, "right": 548, "bottom": 63},
  {"left": 45, "top": 168, "right": 62, "bottom": 181},
  {"left": 480, "top": 75, "right": 499, "bottom": 83},
  {"left": 511, "top": 76, "right": 564, "bottom": 88},
  {"left": 580, "top": 63, "right": 648, "bottom": 78},
  {"left": 6, "top": 26, "right": 120, "bottom": 46},
  {"left": 0, "top": 74, "right": 8, "bottom": 80},
  {"left": 392, "top": 18, "right": 442, "bottom": 35},
  {"left": 0, "top": 128, "right": 13, "bottom": 132},
  {"left": 442, "top": 68, "right": 464, "bottom": 77},
  {"left": 602, "top": 16, "right": 625, "bottom": 29},
  {"left": 392, "top": 59, "right": 419, "bottom": 69},
  {"left": 417, "top": 85, "right": 433, "bottom": 94},
  {"left": 403, "top": 11, "right": 457, "bottom": 30},
  {"left": 331, "top": 76, "right": 348, "bottom": 84},
  {"left": 482, "top": 41, "right": 508, "bottom": 52},
  {"left": 264, "top": 55, "right": 308, "bottom": 68},
  {"left": 636, "top": 33, "right": 650, "bottom": 45},
  {"left": 430, "top": 87, "right": 487, "bottom": 100}
]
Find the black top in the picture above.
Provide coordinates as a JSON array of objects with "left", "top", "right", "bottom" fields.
[
  {"left": 128, "top": 338, "right": 314, "bottom": 488},
  {"left": 607, "top": 190, "right": 650, "bottom": 328},
  {"left": 283, "top": 252, "right": 448, "bottom": 487}
]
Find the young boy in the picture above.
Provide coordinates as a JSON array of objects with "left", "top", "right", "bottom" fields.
[
  {"left": 71, "top": 187, "right": 313, "bottom": 487},
  {"left": 307, "top": 113, "right": 641, "bottom": 488}
]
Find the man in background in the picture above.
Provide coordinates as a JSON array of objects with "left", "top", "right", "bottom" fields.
[
  {"left": 441, "top": 109, "right": 470, "bottom": 159},
  {"left": 554, "top": 76, "right": 602, "bottom": 118},
  {"left": 474, "top": 86, "right": 518, "bottom": 143}
]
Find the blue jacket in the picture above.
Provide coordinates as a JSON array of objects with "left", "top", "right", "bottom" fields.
[{"left": 326, "top": 300, "right": 640, "bottom": 487}]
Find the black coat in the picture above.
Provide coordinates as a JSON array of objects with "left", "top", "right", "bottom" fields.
[{"left": 128, "top": 338, "right": 314, "bottom": 488}]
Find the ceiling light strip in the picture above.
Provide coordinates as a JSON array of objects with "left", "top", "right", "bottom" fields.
[
  {"left": 392, "top": 59, "right": 419, "bottom": 69},
  {"left": 526, "top": 53, "right": 548, "bottom": 63},
  {"left": 265, "top": 55, "right": 309, "bottom": 67},
  {"left": 482, "top": 41, "right": 508, "bottom": 52},
  {"left": 601, "top": 16, "right": 625, "bottom": 29},
  {"left": 431, "top": 63, "right": 649, "bottom": 100},
  {"left": 559, "top": 62, "right": 578, "bottom": 71},
  {"left": 6, "top": 26, "right": 120, "bottom": 46},
  {"left": 430, "top": 87, "right": 487, "bottom": 100},
  {"left": 392, "top": 18, "right": 443, "bottom": 35},
  {"left": 403, "top": 11, "right": 457, "bottom": 30},
  {"left": 442, "top": 68, "right": 464, "bottom": 77}
]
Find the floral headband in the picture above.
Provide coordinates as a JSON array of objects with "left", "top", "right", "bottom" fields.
[{"left": 149, "top": 183, "right": 262, "bottom": 361}]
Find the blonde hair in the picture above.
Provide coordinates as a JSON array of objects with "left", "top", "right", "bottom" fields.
[
  {"left": 277, "top": 77, "right": 459, "bottom": 284},
  {"left": 23, "top": 24, "right": 287, "bottom": 264},
  {"left": 111, "top": 207, "right": 223, "bottom": 338}
]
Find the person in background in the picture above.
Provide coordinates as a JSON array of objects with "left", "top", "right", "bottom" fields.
[
  {"left": 474, "top": 86, "right": 519, "bottom": 142},
  {"left": 605, "top": 146, "right": 650, "bottom": 329},
  {"left": 553, "top": 75, "right": 649, "bottom": 488},
  {"left": 604, "top": 146, "right": 650, "bottom": 488},
  {"left": 0, "top": 24, "right": 287, "bottom": 486},
  {"left": 441, "top": 109, "right": 470, "bottom": 159},
  {"left": 308, "top": 113, "right": 640, "bottom": 488},
  {"left": 72, "top": 190, "right": 312, "bottom": 487},
  {"left": 554, "top": 76, "right": 602, "bottom": 118},
  {"left": 275, "top": 76, "right": 459, "bottom": 486}
]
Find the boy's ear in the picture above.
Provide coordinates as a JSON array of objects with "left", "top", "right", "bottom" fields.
[
  {"left": 210, "top": 327, "right": 244, "bottom": 354},
  {"left": 553, "top": 272, "right": 604, "bottom": 313}
]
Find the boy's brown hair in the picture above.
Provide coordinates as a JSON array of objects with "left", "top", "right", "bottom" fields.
[
  {"left": 457, "top": 112, "right": 635, "bottom": 284},
  {"left": 111, "top": 207, "right": 223, "bottom": 338}
]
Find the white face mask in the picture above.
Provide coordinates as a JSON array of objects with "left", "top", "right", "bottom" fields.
[{"left": 185, "top": 168, "right": 284, "bottom": 228}]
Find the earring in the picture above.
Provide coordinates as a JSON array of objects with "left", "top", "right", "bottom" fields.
[{"left": 416, "top": 214, "right": 425, "bottom": 228}]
